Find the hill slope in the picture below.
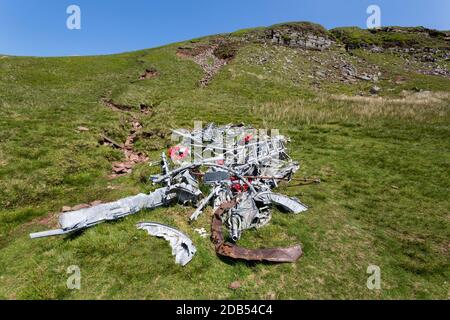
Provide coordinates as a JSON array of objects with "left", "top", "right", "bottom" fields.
[{"left": 0, "top": 22, "right": 449, "bottom": 299}]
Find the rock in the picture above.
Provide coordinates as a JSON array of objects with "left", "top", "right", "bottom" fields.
[
  {"left": 112, "top": 163, "right": 133, "bottom": 174},
  {"left": 229, "top": 281, "right": 241, "bottom": 290},
  {"left": 394, "top": 75, "right": 406, "bottom": 84},
  {"left": 315, "top": 71, "right": 325, "bottom": 77},
  {"left": 77, "top": 126, "right": 89, "bottom": 132},
  {"left": 263, "top": 27, "right": 333, "bottom": 50},
  {"left": 370, "top": 86, "right": 381, "bottom": 94},
  {"left": 90, "top": 200, "right": 102, "bottom": 206},
  {"left": 370, "top": 46, "right": 384, "bottom": 53},
  {"left": 356, "top": 74, "right": 372, "bottom": 81},
  {"left": 341, "top": 64, "right": 356, "bottom": 77},
  {"left": 421, "top": 55, "right": 436, "bottom": 62},
  {"left": 71, "top": 203, "right": 90, "bottom": 211}
]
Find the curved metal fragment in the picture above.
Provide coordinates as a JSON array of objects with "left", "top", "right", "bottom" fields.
[
  {"left": 211, "top": 200, "right": 302, "bottom": 263},
  {"left": 137, "top": 222, "right": 196, "bottom": 266},
  {"left": 254, "top": 191, "right": 308, "bottom": 214}
]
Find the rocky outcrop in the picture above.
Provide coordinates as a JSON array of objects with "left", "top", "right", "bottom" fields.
[
  {"left": 264, "top": 28, "right": 333, "bottom": 50},
  {"left": 242, "top": 22, "right": 334, "bottom": 51}
]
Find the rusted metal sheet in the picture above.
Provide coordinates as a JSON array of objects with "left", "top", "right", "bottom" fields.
[{"left": 211, "top": 200, "right": 302, "bottom": 263}]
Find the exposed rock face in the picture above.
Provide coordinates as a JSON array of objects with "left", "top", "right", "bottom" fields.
[
  {"left": 265, "top": 28, "right": 334, "bottom": 50},
  {"left": 384, "top": 47, "right": 450, "bottom": 78},
  {"left": 330, "top": 26, "right": 450, "bottom": 78},
  {"left": 243, "top": 23, "right": 334, "bottom": 51}
]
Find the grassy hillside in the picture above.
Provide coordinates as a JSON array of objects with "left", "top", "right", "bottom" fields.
[{"left": 0, "top": 23, "right": 449, "bottom": 299}]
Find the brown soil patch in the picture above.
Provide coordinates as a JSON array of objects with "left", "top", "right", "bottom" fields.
[
  {"left": 102, "top": 98, "right": 134, "bottom": 112},
  {"left": 103, "top": 120, "right": 149, "bottom": 178},
  {"left": 139, "top": 68, "right": 159, "bottom": 80},
  {"left": 141, "top": 128, "right": 167, "bottom": 139},
  {"left": 102, "top": 98, "right": 153, "bottom": 115},
  {"left": 100, "top": 97, "right": 154, "bottom": 177},
  {"left": 31, "top": 212, "right": 59, "bottom": 228},
  {"left": 176, "top": 44, "right": 212, "bottom": 58},
  {"left": 139, "top": 103, "right": 153, "bottom": 114}
]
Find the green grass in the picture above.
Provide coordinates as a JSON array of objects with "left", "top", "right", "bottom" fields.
[
  {"left": 331, "top": 26, "right": 448, "bottom": 49},
  {"left": 0, "top": 25, "right": 449, "bottom": 299},
  {"left": 268, "top": 21, "right": 329, "bottom": 36}
]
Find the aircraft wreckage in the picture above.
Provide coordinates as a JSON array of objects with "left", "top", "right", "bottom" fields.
[{"left": 30, "top": 123, "right": 319, "bottom": 265}]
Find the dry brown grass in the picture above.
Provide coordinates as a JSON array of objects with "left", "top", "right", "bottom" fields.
[
  {"left": 331, "top": 90, "right": 450, "bottom": 106},
  {"left": 252, "top": 91, "right": 450, "bottom": 125}
]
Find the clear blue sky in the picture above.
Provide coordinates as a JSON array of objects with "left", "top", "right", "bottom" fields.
[{"left": 1, "top": 0, "right": 449, "bottom": 57}]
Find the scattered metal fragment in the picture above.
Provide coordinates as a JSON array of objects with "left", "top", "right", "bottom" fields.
[
  {"left": 30, "top": 123, "right": 316, "bottom": 265},
  {"left": 189, "top": 184, "right": 222, "bottom": 221},
  {"left": 253, "top": 192, "right": 308, "bottom": 214},
  {"left": 211, "top": 200, "right": 302, "bottom": 263},
  {"left": 194, "top": 228, "right": 209, "bottom": 238},
  {"left": 30, "top": 190, "right": 168, "bottom": 238},
  {"left": 137, "top": 222, "right": 196, "bottom": 266}
]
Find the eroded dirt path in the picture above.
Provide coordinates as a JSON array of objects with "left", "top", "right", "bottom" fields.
[
  {"left": 177, "top": 42, "right": 233, "bottom": 86},
  {"left": 109, "top": 120, "right": 149, "bottom": 178},
  {"left": 100, "top": 98, "right": 151, "bottom": 178},
  {"left": 98, "top": 40, "right": 237, "bottom": 176}
]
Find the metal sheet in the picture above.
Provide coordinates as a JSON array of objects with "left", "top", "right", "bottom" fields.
[
  {"left": 137, "top": 222, "right": 196, "bottom": 266},
  {"left": 211, "top": 201, "right": 302, "bottom": 263}
]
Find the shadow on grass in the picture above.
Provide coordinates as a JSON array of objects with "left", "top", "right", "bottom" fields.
[
  {"left": 61, "top": 219, "right": 126, "bottom": 241},
  {"left": 216, "top": 251, "right": 295, "bottom": 267},
  {"left": 63, "top": 229, "right": 86, "bottom": 241}
]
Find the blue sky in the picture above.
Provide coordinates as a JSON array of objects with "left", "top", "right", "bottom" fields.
[{"left": 1, "top": 0, "right": 449, "bottom": 56}]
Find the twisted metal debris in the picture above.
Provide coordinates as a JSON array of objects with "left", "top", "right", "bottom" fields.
[
  {"left": 137, "top": 222, "right": 197, "bottom": 266},
  {"left": 30, "top": 123, "right": 315, "bottom": 265},
  {"left": 211, "top": 199, "right": 302, "bottom": 263}
]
